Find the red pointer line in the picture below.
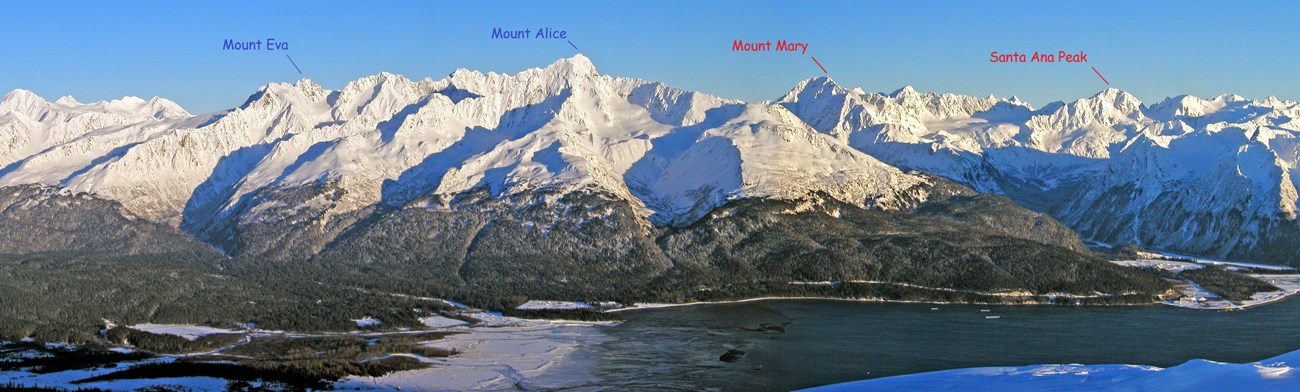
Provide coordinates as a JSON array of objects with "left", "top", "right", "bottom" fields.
[
  {"left": 812, "top": 56, "right": 828, "bottom": 74},
  {"left": 1092, "top": 66, "right": 1110, "bottom": 86}
]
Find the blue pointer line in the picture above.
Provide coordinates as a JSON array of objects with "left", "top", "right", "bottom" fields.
[
  {"left": 286, "top": 54, "right": 303, "bottom": 74},
  {"left": 567, "top": 40, "right": 579, "bottom": 51}
]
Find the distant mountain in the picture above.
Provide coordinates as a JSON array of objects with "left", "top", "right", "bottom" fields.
[
  {"left": 0, "top": 56, "right": 1181, "bottom": 301},
  {"left": 777, "top": 78, "right": 1300, "bottom": 264}
]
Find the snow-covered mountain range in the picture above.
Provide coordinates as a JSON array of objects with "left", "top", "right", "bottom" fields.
[
  {"left": 2, "top": 55, "right": 1296, "bottom": 265},
  {"left": 774, "top": 77, "right": 1300, "bottom": 262},
  {"left": 0, "top": 55, "right": 930, "bottom": 243}
]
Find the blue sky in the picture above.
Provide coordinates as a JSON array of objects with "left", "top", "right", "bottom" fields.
[{"left": 2, "top": 1, "right": 1297, "bottom": 114}]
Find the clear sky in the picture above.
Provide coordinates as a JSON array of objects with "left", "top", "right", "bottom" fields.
[{"left": 3, "top": 1, "right": 1298, "bottom": 114}]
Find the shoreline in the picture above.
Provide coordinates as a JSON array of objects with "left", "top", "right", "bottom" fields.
[
  {"left": 1109, "top": 256, "right": 1300, "bottom": 311},
  {"left": 10, "top": 290, "right": 1299, "bottom": 391},
  {"left": 607, "top": 291, "right": 1300, "bottom": 313},
  {"left": 604, "top": 295, "right": 1163, "bottom": 313},
  {"left": 607, "top": 251, "right": 1300, "bottom": 314},
  {"left": 1161, "top": 274, "right": 1300, "bottom": 311}
]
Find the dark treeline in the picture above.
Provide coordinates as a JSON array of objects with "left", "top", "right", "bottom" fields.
[
  {"left": 74, "top": 357, "right": 427, "bottom": 390},
  {"left": 0, "top": 384, "right": 111, "bottom": 392},
  {"left": 1182, "top": 266, "right": 1280, "bottom": 302},
  {"left": 0, "top": 186, "right": 1174, "bottom": 344},
  {"left": 0, "top": 332, "right": 458, "bottom": 391},
  {"left": 0, "top": 341, "right": 151, "bottom": 374},
  {"left": 502, "top": 308, "right": 623, "bottom": 321},
  {"left": 289, "top": 191, "right": 1170, "bottom": 310},
  {"left": 0, "top": 252, "right": 458, "bottom": 343}
]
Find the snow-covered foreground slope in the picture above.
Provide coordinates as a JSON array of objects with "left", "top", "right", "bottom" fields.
[{"left": 804, "top": 349, "right": 1300, "bottom": 392}]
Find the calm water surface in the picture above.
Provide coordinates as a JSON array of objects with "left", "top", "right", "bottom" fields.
[{"left": 588, "top": 298, "right": 1300, "bottom": 391}]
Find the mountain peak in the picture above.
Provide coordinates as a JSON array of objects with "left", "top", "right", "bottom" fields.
[
  {"left": 0, "top": 89, "right": 50, "bottom": 116},
  {"left": 1152, "top": 94, "right": 1206, "bottom": 107},
  {"left": 1215, "top": 93, "right": 1247, "bottom": 102},
  {"left": 543, "top": 54, "right": 598, "bottom": 77},
  {"left": 565, "top": 53, "right": 594, "bottom": 68},
  {"left": 348, "top": 72, "right": 412, "bottom": 87},
  {"left": 112, "top": 96, "right": 148, "bottom": 105},
  {"left": 890, "top": 85, "right": 918, "bottom": 96},
  {"left": 54, "top": 95, "right": 79, "bottom": 105},
  {"left": 780, "top": 76, "right": 845, "bottom": 104},
  {"left": 144, "top": 96, "right": 190, "bottom": 118},
  {"left": 1091, "top": 87, "right": 1136, "bottom": 100},
  {"left": 293, "top": 77, "right": 320, "bottom": 89},
  {"left": 1145, "top": 94, "right": 1219, "bottom": 121},
  {"left": 239, "top": 83, "right": 290, "bottom": 110},
  {"left": 792, "top": 76, "right": 840, "bottom": 92},
  {"left": 1083, "top": 87, "right": 1142, "bottom": 112},
  {"left": 889, "top": 85, "right": 924, "bottom": 102},
  {"left": 2, "top": 89, "right": 43, "bottom": 105}
]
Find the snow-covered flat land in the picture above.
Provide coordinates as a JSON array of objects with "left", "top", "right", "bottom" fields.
[
  {"left": 1136, "top": 251, "right": 1296, "bottom": 271},
  {"left": 1110, "top": 250, "right": 1300, "bottom": 310},
  {"left": 1243, "top": 275, "right": 1300, "bottom": 308},
  {"left": 1111, "top": 259, "right": 1204, "bottom": 274},
  {"left": 418, "top": 315, "right": 468, "bottom": 328},
  {"left": 336, "top": 301, "right": 617, "bottom": 390},
  {"left": 0, "top": 356, "right": 198, "bottom": 391},
  {"left": 128, "top": 324, "right": 238, "bottom": 340},
  {"left": 803, "top": 349, "right": 1300, "bottom": 391},
  {"left": 1155, "top": 274, "right": 1300, "bottom": 311},
  {"left": 78, "top": 377, "right": 232, "bottom": 392},
  {"left": 1, "top": 355, "right": 278, "bottom": 392},
  {"left": 515, "top": 300, "right": 593, "bottom": 310},
  {"left": 1162, "top": 280, "right": 1239, "bottom": 310},
  {"left": 352, "top": 317, "right": 382, "bottom": 327}
]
